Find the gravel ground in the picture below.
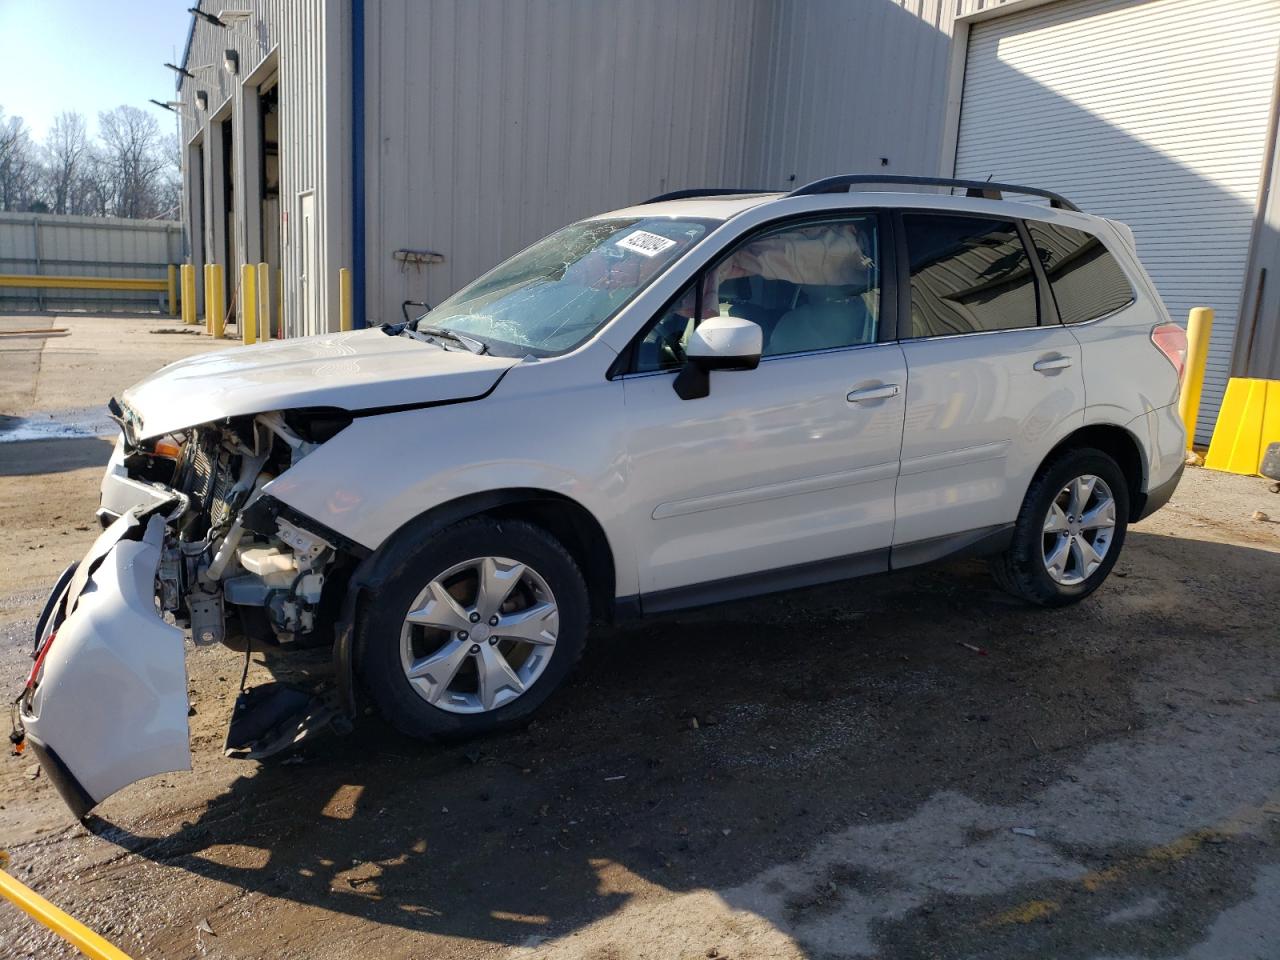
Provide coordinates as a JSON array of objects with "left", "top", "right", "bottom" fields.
[{"left": 1, "top": 314, "right": 1279, "bottom": 960}]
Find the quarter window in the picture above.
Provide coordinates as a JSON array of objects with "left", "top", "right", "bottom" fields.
[
  {"left": 902, "top": 215, "right": 1039, "bottom": 338},
  {"left": 632, "top": 215, "right": 881, "bottom": 372},
  {"left": 1026, "top": 221, "right": 1136, "bottom": 324}
]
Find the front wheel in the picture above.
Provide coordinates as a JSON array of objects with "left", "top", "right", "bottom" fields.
[
  {"left": 991, "top": 447, "right": 1130, "bottom": 607},
  {"left": 356, "top": 517, "right": 589, "bottom": 740}
]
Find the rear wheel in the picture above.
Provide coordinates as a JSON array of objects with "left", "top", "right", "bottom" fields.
[
  {"left": 356, "top": 517, "right": 589, "bottom": 739},
  {"left": 991, "top": 447, "right": 1130, "bottom": 607}
]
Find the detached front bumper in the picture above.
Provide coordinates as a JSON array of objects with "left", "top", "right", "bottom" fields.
[{"left": 19, "top": 510, "right": 191, "bottom": 819}]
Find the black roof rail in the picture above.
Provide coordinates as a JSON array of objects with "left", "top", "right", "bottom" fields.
[
  {"left": 644, "top": 187, "right": 771, "bottom": 203},
  {"left": 787, "top": 174, "right": 1081, "bottom": 212}
]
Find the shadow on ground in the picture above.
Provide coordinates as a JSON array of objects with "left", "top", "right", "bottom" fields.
[
  {"left": 0, "top": 436, "right": 115, "bottom": 476},
  {"left": 87, "top": 531, "right": 1280, "bottom": 955}
]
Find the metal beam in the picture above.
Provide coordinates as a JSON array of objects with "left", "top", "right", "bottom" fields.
[{"left": 0, "top": 275, "right": 169, "bottom": 292}]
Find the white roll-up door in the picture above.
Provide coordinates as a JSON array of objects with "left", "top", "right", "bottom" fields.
[{"left": 953, "top": 0, "right": 1280, "bottom": 443}]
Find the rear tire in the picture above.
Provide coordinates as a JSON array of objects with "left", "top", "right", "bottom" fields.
[
  {"left": 356, "top": 516, "right": 589, "bottom": 740},
  {"left": 990, "top": 447, "right": 1130, "bottom": 607}
]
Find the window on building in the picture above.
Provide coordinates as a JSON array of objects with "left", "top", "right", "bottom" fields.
[
  {"left": 632, "top": 215, "right": 880, "bottom": 372},
  {"left": 1026, "top": 221, "right": 1136, "bottom": 324},
  {"left": 902, "top": 214, "right": 1039, "bottom": 338}
]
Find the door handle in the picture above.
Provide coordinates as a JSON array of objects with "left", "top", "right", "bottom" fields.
[
  {"left": 1033, "top": 356, "right": 1073, "bottom": 373},
  {"left": 847, "top": 384, "right": 900, "bottom": 403}
]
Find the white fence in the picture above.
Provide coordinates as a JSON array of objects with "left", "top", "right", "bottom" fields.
[{"left": 0, "top": 213, "right": 182, "bottom": 313}]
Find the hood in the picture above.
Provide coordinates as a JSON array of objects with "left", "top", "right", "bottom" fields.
[{"left": 121, "top": 328, "right": 518, "bottom": 439}]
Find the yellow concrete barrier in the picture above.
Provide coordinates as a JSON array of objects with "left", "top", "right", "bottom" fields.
[
  {"left": 0, "top": 867, "right": 136, "bottom": 960},
  {"left": 1205, "top": 378, "right": 1280, "bottom": 476},
  {"left": 167, "top": 264, "right": 178, "bottom": 317},
  {"left": 241, "top": 263, "right": 257, "bottom": 345},
  {"left": 256, "top": 262, "right": 271, "bottom": 340},
  {"left": 209, "top": 264, "right": 226, "bottom": 339},
  {"left": 0, "top": 274, "right": 167, "bottom": 291},
  {"left": 1178, "top": 307, "right": 1212, "bottom": 448},
  {"left": 339, "top": 267, "right": 353, "bottom": 332},
  {"left": 181, "top": 264, "right": 197, "bottom": 325}
]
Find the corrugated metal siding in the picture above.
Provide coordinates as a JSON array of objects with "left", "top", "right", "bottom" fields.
[
  {"left": 363, "top": 0, "right": 773, "bottom": 322},
  {"left": 953, "top": 0, "right": 1280, "bottom": 443},
  {"left": 179, "top": 1, "right": 349, "bottom": 336},
  {"left": 0, "top": 213, "right": 180, "bottom": 311},
  {"left": 176, "top": 0, "right": 1028, "bottom": 332},
  {"left": 1236, "top": 73, "right": 1280, "bottom": 385},
  {"left": 745, "top": 0, "right": 1022, "bottom": 189}
]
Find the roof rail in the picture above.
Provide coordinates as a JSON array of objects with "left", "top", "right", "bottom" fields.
[
  {"left": 644, "top": 187, "right": 771, "bottom": 204},
  {"left": 787, "top": 174, "right": 1081, "bottom": 212}
]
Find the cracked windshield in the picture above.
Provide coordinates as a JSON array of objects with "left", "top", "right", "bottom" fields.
[{"left": 420, "top": 218, "right": 712, "bottom": 355}]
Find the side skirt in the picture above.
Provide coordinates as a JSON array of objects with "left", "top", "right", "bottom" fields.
[{"left": 613, "top": 523, "right": 1014, "bottom": 620}]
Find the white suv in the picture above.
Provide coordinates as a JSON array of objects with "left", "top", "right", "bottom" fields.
[{"left": 18, "top": 176, "right": 1188, "bottom": 817}]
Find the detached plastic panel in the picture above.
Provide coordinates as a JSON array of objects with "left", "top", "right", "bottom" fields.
[{"left": 1205, "top": 378, "right": 1280, "bottom": 476}]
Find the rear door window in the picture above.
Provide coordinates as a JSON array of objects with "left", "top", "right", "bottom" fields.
[
  {"left": 901, "top": 214, "right": 1040, "bottom": 338},
  {"left": 1025, "top": 220, "right": 1136, "bottom": 324}
]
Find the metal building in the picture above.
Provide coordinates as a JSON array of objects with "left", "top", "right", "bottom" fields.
[{"left": 176, "top": 0, "right": 1280, "bottom": 440}]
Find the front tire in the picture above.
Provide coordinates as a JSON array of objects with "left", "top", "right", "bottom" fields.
[
  {"left": 356, "top": 516, "right": 589, "bottom": 740},
  {"left": 991, "top": 447, "right": 1130, "bottom": 607}
]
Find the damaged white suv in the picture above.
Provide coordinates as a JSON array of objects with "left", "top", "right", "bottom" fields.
[{"left": 17, "top": 176, "right": 1188, "bottom": 817}]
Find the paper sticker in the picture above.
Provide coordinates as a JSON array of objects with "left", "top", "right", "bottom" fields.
[{"left": 617, "top": 230, "right": 677, "bottom": 258}]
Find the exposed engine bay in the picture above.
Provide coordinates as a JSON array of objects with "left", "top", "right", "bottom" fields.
[{"left": 114, "top": 406, "right": 357, "bottom": 655}]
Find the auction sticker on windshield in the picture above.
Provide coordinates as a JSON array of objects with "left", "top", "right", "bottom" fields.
[{"left": 616, "top": 230, "right": 678, "bottom": 257}]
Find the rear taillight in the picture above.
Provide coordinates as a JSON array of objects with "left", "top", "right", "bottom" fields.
[{"left": 1151, "top": 323, "right": 1188, "bottom": 383}]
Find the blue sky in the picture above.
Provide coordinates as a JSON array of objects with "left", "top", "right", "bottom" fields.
[{"left": 0, "top": 0, "right": 192, "bottom": 140}]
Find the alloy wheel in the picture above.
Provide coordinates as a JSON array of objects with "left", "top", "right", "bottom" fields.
[
  {"left": 398, "top": 556, "right": 559, "bottom": 714},
  {"left": 1041, "top": 474, "right": 1117, "bottom": 586}
]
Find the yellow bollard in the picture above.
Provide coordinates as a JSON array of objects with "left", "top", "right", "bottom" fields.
[
  {"left": 0, "top": 868, "right": 136, "bottom": 960},
  {"left": 209, "top": 264, "right": 225, "bottom": 339},
  {"left": 203, "top": 264, "right": 214, "bottom": 334},
  {"left": 240, "top": 263, "right": 257, "bottom": 345},
  {"left": 181, "top": 264, "right": 197, "bottom": 325},
  {"left": 339, "top": 267, "right": 353, "bottom": 332},
  {"left": 256, "top": 262, "right": 271, "bottom": 340},
  {"left": 167, "top": 264, "right": 178, "bottom": 317},
  {"left": 1178, "top": 307, "right": 1213, "bottom": 449}
]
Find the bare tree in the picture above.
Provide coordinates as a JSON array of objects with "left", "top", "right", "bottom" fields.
[
  {"left": 97, "top": 105, "right": 169, "bottom": 219},
  {"left": 75, "top": 146, "right": 113, "bottom": 217},
  {"left": 154, "top": 131, "right": 183, "bottom": 220},
  {"left": 1, "top": 105, "right": 179, "bottom": 219},
  {"left": 0, "top": 107, "right": 39, "bottom": 211},
  {"left": 41, "top": 111, "right": 90, "bottom": 215}
]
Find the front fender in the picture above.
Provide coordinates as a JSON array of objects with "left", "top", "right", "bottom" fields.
[{"left": 260, "top": 369, "right": 631, "bottom": 577}]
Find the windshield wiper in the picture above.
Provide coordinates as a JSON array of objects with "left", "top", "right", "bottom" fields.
[
  {"left": 417, "top": 325, "right": 489, "bottom": 355},
  {"left": 396, "top": 326, "right": 440, "bottom": 346},
  {"left": 382, "top": 320, "right": 487, "bottom": 354}
]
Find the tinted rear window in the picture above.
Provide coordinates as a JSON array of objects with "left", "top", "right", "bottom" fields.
[
  {"left": 1026, "top": 221, "right": 1135, "bottom": 324},
  {"left": 902, "top": 215, "right": 1040, "bottom": 338}
]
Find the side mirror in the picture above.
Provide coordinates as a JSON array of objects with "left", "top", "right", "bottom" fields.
[{"left": 673, "top": 315, "right": 763, "bottom": 400}]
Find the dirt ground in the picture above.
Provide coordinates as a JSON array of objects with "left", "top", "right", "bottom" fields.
[{"left": 2, "top": 313, "right": 1279, "bottom": 960}]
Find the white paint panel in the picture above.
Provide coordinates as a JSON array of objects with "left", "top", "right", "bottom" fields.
[{"left": 954, "top": 0, "right": 1280, "bottom": 442}]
